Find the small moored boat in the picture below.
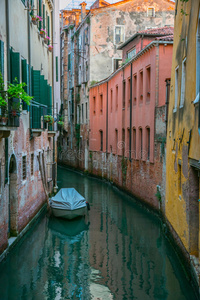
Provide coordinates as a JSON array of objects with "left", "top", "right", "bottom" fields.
[{"left": 50, "top": 188, "right": 89, "bottom": 220}]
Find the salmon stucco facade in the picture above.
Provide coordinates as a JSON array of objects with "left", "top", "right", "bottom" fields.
[
  {"left": 165, "top": 0, "right": 200, "bottom": 287},
  {"left": 89, "top": 28, "right": 173, "bottom": 210}
]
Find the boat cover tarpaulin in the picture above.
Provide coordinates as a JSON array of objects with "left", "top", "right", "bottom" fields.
[{"left": 50, "top": 188, "right": 86, "bottom": 210}]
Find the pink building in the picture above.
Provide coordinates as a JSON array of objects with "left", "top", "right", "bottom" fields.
[{"left": 89, "top": 27, "right": 173, "bottom": 209}]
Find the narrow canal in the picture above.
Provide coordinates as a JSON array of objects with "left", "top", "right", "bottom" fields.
[{"left": 0, "top": 166, "right": 198, "bottom": 300}]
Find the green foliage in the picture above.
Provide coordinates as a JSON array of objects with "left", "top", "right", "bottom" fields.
[
  {"left": 64, "top": 28, "right": 68, "bottom": 34},
  {"left": 44, "top": 115, "right": 54, "bottom": 125},
  {"left": 57, "top": 121, "right": 64, "bottom": 127},
  {"left": 121, "top": 58, "right": 131, "bottom": 67},
  {"left": 69, "top": 25, "right": 74, "bottom": 30},
  {"left": 7, "top": 78, "right": 33, "bottom": 105},
  {"left": 75, "top": 31, "right": 79, "bottom": 37},
  {"left": 0, "top": 96, "right": 7, "bottom": 108},
  {"left": 90, "top": 80, "right": 98, "bottom": 86},
  {"left": 86, "top": 17, "right": 90, "bottom": 24},
  {"left": 155, "top": 186, "right": 162, "bottom": 202},
  {"left": 71, "top": 35, "right": 74, "bottom": 41},
  {"left": 180, "top": 0, "right": 189, "bottom": 16}
]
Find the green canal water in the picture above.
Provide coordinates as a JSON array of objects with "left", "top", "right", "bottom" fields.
[{"left": 0, "top": 166, "right": 198, "bottom": 300}]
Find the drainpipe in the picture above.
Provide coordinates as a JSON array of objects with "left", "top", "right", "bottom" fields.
[
  {"left": 129, "top": 63, "right": 132, "bottom": 162},
  {"left": 165, "top": 79, "right": 170, "bottom": 133},
  {"left": 106, "top": 81, "right": 108, "bottom": 154},
  {"left": 6, "top": 0, "right": 10, "bottom": 83}
]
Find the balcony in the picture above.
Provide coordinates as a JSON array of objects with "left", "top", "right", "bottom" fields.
[
  {"left": 0, "top": 102, "right": 20, "bottom": 138},
  {"left": 30, "top": 101, "right": 58, "bottom": 138}
]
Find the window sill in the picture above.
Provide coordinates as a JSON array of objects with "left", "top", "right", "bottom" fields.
[{"left": 173, "top": 108, "right": 177, "bottom": 113}]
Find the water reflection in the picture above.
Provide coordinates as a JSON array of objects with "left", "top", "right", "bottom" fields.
[{"left": 0, "top": 166, "right": 198, "bottom": 300}]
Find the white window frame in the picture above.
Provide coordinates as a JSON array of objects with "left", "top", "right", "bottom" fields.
[
  {"left": 180, "top": 57, "right": 186, "bottom": 108},
  {"left": 112, "top": 57, "right": 122, "bottom": 72},
  {"left": 147, "top": 7, "right": 155, "bottom": 17},
  {"left": 127, "top": 47, "right": 136, "bottom": 59},
  {"left": 174, "top": 66, "right": 179, "bottom": 112},
  {"left": 114, "top": 25, "right": 125, "bottom": 45}
]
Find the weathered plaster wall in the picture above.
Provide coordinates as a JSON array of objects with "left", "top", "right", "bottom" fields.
[{"left": 90, "top": 0, "right": 175, "bottom": 82}]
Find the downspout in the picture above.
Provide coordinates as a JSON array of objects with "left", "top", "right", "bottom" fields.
[
  {"left": 6, "top": 0, "right": 10, "bottom": 82},
  {"left": 165, "top": 79, "right": 170, "bottom": 133},
  {"left": 27, "top": 1, "right": 33, "bottom": 139},
  {"left": 129, "top": 63, "right": 132, "bottom": 161},
  {"left": 106, "top": 81, "right": 108, "bottom": 154},
  {"left": 51, "top": 9, "right": 56, "bottom": 188}
]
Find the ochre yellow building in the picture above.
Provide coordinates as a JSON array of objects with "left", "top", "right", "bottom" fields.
[{"left": 166, "top": 0, "right": 200, "bottom": 284}]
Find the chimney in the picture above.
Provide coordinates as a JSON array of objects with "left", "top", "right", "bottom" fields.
[{"left": 80, "top": 2, "right": 87, "bottom": 21}]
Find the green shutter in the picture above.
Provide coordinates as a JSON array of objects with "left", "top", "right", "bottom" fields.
[
  {"left": 39, "top": 0, "right": 42, "bottom": 31},
  {"left": 0, "top": 40, "right": 4, "bottom": 77},
  {"left": 10, "top": 51, "right": 20, "bottom": 83},
  {"left": 40, "top": 75, "right": 46, "bottom": 106},
  {"left": 43, "top": 4, "right": 45, "bottom": 29},
  {"left": 56, "top": 56, "right": 58, "bottom": 82},
  {"left": 32, "top": 70, "right": 40, "bottom": 103},
  {"left": 22, "top": 59, "right": 28, "bottom": 110}
]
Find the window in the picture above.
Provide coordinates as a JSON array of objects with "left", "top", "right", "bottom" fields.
[
  {"left": 114, "top": 26, "right": 125, "bottom": 44},
  {"left": 31, "top": 154, "right": 34, "bottom": 176},
  {"left": 147, "top": 7, "right": 155, "bottom": 17},
  {"left": 68, "top": 54, "right": 71, "bottom": 71},
  {"left": 146, "top": 66, "right": 151, "bottom": 101},
  {"left": 22, "top": 156, "right": 26, "bottom": 180},
  {"left": 139, "top": 128, "right": 143, "bottom": 159},
  {"left": 77, "top": 105, "right": 80, "bottom": 123},
  {"left": 132, "top": 128, "right": 136, "bottom": 158},
  {"left": 93, "top": 96, "right": 96, "bottom": 114},
  {"left": 139, "top": 70, "right": 143, "bottom": 101},
  {"left": 133, "top": 74, "right": 137, "bottom": 105},
  {"left": 123, "top": 80, "right": 126, "bottom": 109},
  {"left": 128, "top": 78, "right": 130, "bottom": 107},
  {"left": 100, "top": 94, "right": 103, "bottom": 114},
  {"left": 100, "top": 131, "right": 103, "bottom": 151},
  {"left": 174, "top": 66, "right": 179, "bottom": 111},
  {"left": 122, "top": 128, "right": 125, "bottom": 156},
  {"left": 116, "top": 85, "right": 118, "bottom": 110},
  {"left": 86, "top": 102, "right": 88, "bottom": 121},
  {"left": 111, "top": 89, "right": 113, "bottom": 112},
  {"left": 127, "top": 47, "right": 136, "bottom": 59},
  {"left": 115, "top": 129, "right": 118, "bottom": 154},
  {"left": 180, "top": 58, "right": 186, "bottom": 107},
  {"left": 82, "top": 103, "right": 84, "bottom": 123},
  {"left": 113, "top": 58, "right": 122, "bottom": 72},
  {"left": 146, "top": 127, "right": 150, "bottom": 160}
]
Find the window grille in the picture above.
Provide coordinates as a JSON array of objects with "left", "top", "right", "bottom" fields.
[
  {"left": 31, "top": 154, "right": 34, "bottom": 176},
  {"left": 22, "top": 156, "right": 26, "bottom": 180},
  {"left": 115, "top": 26, "right": 125, "bottom": 44}
]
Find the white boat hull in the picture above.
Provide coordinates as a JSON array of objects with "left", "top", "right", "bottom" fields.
[{"left": 51, "top": 206, "right": 87, "bottom": 220}]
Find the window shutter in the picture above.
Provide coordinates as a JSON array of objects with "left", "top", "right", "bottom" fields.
[
  {"left": 39, "top": 0, "right": 42, "bottom": 31},
  {"left": 10, "top": 51, "right": 20, "bottom": 83},
  {"left": 32, "top": 70, "right": 40, "bottom": 103},
  {"left": 22, "top": 59, "right": 28, "bottom": 110},
  {"left": 40, "top": 74, "right": 45, "bottom": 105},
  {"left": 43, "top": 4, "right": 45, "bottom": 29},
  {"left": 0, "top": 40, "right": 4, "bottom": 77}
]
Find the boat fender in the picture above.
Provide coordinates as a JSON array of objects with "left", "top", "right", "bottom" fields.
[{"left": 86, "top": 202, "right": 90, "bottom": 211}]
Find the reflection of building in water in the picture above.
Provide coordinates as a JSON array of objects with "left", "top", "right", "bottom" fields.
[{"left": 88, "top": 187, "right": 186, "bottom": 299}]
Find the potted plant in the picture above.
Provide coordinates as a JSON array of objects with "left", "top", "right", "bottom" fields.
[
  {"left": 31, "top": 15, "right": 42, "bottom": 25},
  {"left": 40, "top": 28, "right": 46, "bottom": 38},
  {"left": 7, "top": 78, "right": 32, "bottom": 116},
  {"left": 0, "top": 95, "right": 8, "bottom": 125},
  {"left": 57, "top": 120, "right": 64, "bottom": 128},
  {"left": 44, "top": 115, "right": 54, "bottom": 125},
  {"left": 44, "top": 35, "right": 50, "bottom": 44},
  {"left": 48, "top": 45, "right": 53, "bottom": 52}
]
